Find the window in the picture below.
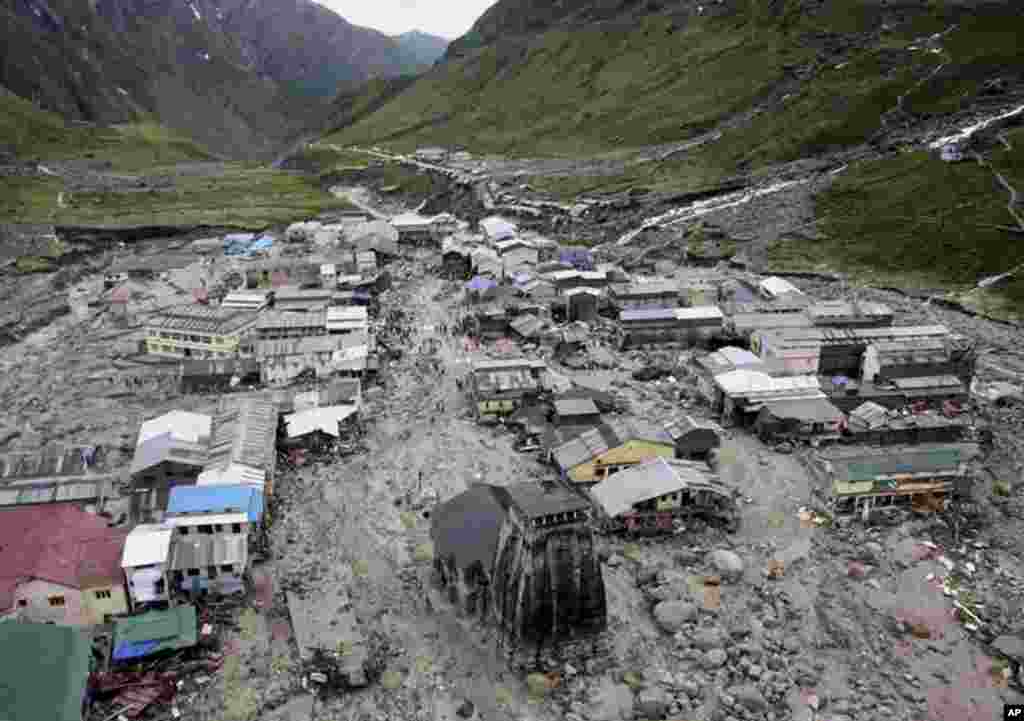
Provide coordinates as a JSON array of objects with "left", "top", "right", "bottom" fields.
[
  {"left": 94, "top": 589, "right": 112, "bottom": 600},
  {"left": 186, "top": 569, "right": 200, "bottom": 577},
  {"left": 231, "top": 523, "right": 242, "bottom": 534},
  {"left": 179, "top": 526, "right": 189, "bottom": 535},
  {"left": 208, "top": 565, "right": 219, "bottom": 579},
  {"left": 172, "top": 570, "right": 184, "bottom": 584},
  {"left": 17, "top": 599, "right": 27, "bottom": 607},
  {"left": 198, "top": 525, "right": 213, "bottom": 534},
  {"left": 220, "top": 563, "right": 234, "bottom": 573},
  {"left": 48, "top": 596, "right": 65, "bottom": 607},
  {"left": 213, "top": 524, "right": 223, "bottom": 533}
]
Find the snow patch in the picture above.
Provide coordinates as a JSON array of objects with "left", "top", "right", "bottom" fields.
[
  {"left": 189, "top": 2, "right": 201, "bottom": 20},
  {"left": 928, "top": 104, "right": 1024, "bottom": 149}
]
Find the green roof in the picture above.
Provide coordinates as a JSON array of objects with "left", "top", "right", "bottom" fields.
[
  {"left": 0, "top": 622, "right": 91, "bottom": 721},
  {"left": 112, "top": 605, "right": 198, "bottom": 662},
  {"left": 838, "top": 448, "right": 962, "bottom": 482}
]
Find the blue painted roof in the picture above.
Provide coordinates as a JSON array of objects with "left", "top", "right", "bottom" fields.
[{"left": 166, "top": 484, "right": 263, "bottom": 522}]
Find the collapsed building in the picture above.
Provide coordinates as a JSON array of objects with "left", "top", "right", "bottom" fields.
[{"left": 431, "top": 482, "right": 607, "bottom": 649}]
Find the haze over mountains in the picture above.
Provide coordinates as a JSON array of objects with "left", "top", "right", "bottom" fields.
[{"left": 0, "top": 0, "right": 447, "bottom": 158}]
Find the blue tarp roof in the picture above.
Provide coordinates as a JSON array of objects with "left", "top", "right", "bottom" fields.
[
  {"left": 250, "top": 235, "right": 274, "bottom": 250},
  {"left": 466, "top": 276, "right": 497, "bottom": 291},
  {"left": 166, "top": 484, "right": 263, "bottom": 522}
]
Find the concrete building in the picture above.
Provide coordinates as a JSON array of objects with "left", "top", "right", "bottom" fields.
[
  {"left": 145, "top": 305, "right": 259, "bottom": 359},
  {"left": 469, "top": 358, "right": 548, "bottom": 421},
  {"left": 551, "top": 418, "right": 676, "bottom": 485},
  {"left": 121, "top": 524, "right": 174, "bottom": 609},
  {"left": 0, "top": 505, "right": 129, "bottom": 626}
]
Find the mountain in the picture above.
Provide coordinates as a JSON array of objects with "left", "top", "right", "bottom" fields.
[
  {"left": 325, "top": 0, "right": 1024, "bottom": 310},
  {"left": 0, "top": 0, "right": 425, "bottom": 159},
  {"left": 394, "top": 30, "right": 449, "bottom": 69}
]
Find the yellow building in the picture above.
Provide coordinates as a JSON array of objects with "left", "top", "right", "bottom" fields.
[
  {"left": 551, "top": 418, "right": 676, "bottom": 485},
  {"left": 145, "top": 305, "right": 259, "bottom": 359}
]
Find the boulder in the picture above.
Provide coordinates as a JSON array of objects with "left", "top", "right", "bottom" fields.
[
  {"left": 635, "top": 686, "right": 671, "bottom": 719},
  {"left": 732, "top": 684, "right": 768, "bottom": 713},
  {"left": 702, "top": 648, "right": 728, "bottom": 669},
  {"left": 588, "top": 678, "right": 636, "bottom": 721},
  {"left": 707, "top": 549, "right": 744, "bottom": 582},
  {"left": 692, "top": 628, "right": 727, "bottom": 651},
  {"left": 653, "top": 601, "right": 698, "bottom": 632}
]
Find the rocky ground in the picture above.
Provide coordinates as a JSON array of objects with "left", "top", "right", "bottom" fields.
[{"left": 1, "top": 177, "right": 1023, "bottom": 721}]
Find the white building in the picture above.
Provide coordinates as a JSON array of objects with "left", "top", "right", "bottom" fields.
[{"left": 121, "top": 524, "right": 174, "bottom": 608}]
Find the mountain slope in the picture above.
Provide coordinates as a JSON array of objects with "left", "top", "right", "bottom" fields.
[
  {"left": 325, "top": 0, "right": 1024, "bottom": 311},
  {"left": 394, "top": 30, "right": 449, "bottom": 69},
  {"left": 0, "top": 0, "right": 429, "bottom": 159}
]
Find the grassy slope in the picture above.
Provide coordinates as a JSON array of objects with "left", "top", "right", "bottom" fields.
[
  {"left": 772, "top": 126, "right": 1024, "bottom": 310},
  {"left": 323, "top": 2, "right": 1024, "bottom": 313},
  {"left": 1, "top": 90, "right": 349, "bottom": 229}
]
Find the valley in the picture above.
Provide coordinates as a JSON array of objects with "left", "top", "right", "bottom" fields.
[{"left": 1, "top": 1, "right": 1024, "bottom": 721}]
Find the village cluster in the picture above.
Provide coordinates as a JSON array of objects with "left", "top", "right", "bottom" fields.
[{"left": 2, "top": 189, "right": 1022, "bottom": 721}]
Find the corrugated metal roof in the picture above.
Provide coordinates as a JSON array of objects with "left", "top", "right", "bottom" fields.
[
  {"left": 0, "top": 623, "right": 91, "bottom": 721},
  {"left": 205, "top": 399, "right": 277, "bottom": 477},
  {"left": 554, "top": 398, "right": 600, "bottom": 417},
  {"left": 169, "top": 534, "right": 247, "bottom": 570},
  {"left": 166, "top": 484, "right": 263, "bottom": 522},
  {"left": 130, "top": 433, "right": 208, "bottom": 475},
  {"left": 472, "top": 358, "right": 547, "bottom": 372},
  {"left": 760, "top": 276, "right": 804, "bottom": 297},
  {"left": 137, "top": 411, "right": 212, "bottom": 447},
  {"left": 147, "top": 305, "right": 257, "bottom": 335},
  {"left": 121, "top": 524, "right": 174, "bottom": 567},
  {"left": 675, "top": 306, "right": 724, "bottom": 321},
  {"left": 890, "top": 375, "right": 964, "bottom": 390},
  {"left": 591, "top": 457, "right": 723, "bottom": 518},
  {"left": 196, "top": 464, "right": 266, "bottom": 488},
  {"left": 760, "top": 398, "right": 845, "bottom": 423},
  {"left": 273, "top": 287, "right": 332, "bottom": 302},
  {"left": 284, "top": 406, "right": 359, "bottom": 438},
  {"left": 806, "top": 301, "right": 893, "bottom": 319},
  {"left": 831, "top": 447, "right": 965, "bottom": 482},
  {"left": 257, "top": 310, "right": 326, "bottom": 331},
  {"left": 620, "top": 308, "right": 676, "bottom": 322},
  {"left": 613, "top": 280, "right": 679, "bottom": 297},
  {"left": 848, "top": 401, "right": 890, "bottom": 429},
  {"left": 256, "top": 335, "right": 340, "bottom": 358},
  {"left": 714, "top": 370, "right": 821, "bottom": 396},
  {"left": 113, "top": 605, "right": 197, "bottom": 662}
]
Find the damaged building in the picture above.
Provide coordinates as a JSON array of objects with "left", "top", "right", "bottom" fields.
[
  {"left": 144, "top": 305, "right": 259, "bottom": 359},
  {"left": 807, "top": 444, "right": 976, "bottom": 519},
  {"left": 469, "top": 359, "right": 548, "bottom": 421},
  {"left": 618, "top": 306, "right": 724, "bottom": 349},
  {"left": 550, "top": 418, "right": 676, "bottom": 485},
  {"left": 431, "top": 482, "right": 606, "bottom": 649},
  {"left": 590, "top": 457, "right": 739, "bottom": 534}
]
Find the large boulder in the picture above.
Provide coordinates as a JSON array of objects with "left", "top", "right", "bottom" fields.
[
  {"left": 653, "top": 601, "right": 698, "bottom": 632},
  {"left": 707, "top": 549, "right": 744, "bottom": 582},
  {"left": 702, "top": 648, "right": 728, "bottom": 669},
  {"left": 731, "top": 684, "right": 769, "bottom": 713},
  {"left": 692, "top": 628, "right": 727, "bottom": 651},
  {"left": 635, "top": 686, "right": 671, "bottom": 719},
  {"left": 588, "top": 678, "right": 636, "bottom": 721}
]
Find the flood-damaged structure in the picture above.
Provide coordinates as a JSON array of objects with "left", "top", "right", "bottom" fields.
[
  {"left": 431, "top": 482, "right": 607, "bottom": 651},
  {"left": 589, "top": 457, "right": 739, "bottom": 534},
  {"left": 806, "top": 444, "right": 976, "bottom": 519},
  {"left": 468, "top": 358, "right": 548, "bottom": 421}
]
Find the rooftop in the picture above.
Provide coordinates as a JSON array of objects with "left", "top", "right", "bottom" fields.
[
  {"left": 0, "top": 622, "right": 91, "bottom": 721},
  {"left": 554, "top": 398, "right": 600, "bottom": 417},
  {"left": 147, "top": 305, "right": 257, "bottom": 335},
  {"left": 284, "top": 406, "right": 359, "bottom": 439},
  {"left": 166, "top": 484, "right": 263, "bottom": 523},
  {"left": 591, "top": 457, "right": 726, "bottom": 518},
  {"left": 0, "top": 506, "right": 129, "bottom": 611},
  {"left": 205, "top": 398, "right": 278, "bottom": 476},
  {"left": 112, "top": 604, "right": 198, "bottom": 662},
  {"left": 121, "top": 524, "right": 174, "bottom": 567},
  {"left": 137, "top": 410, "right": 212, "bottom": 447}
]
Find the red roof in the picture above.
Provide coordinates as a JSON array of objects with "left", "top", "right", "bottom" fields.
[{"left": 0, "top": 506, "right": 128, "bottom": 611}]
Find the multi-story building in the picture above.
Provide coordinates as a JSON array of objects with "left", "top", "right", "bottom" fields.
[{"left": 145, "top": 305, "right": 258, "bottom": 359}]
